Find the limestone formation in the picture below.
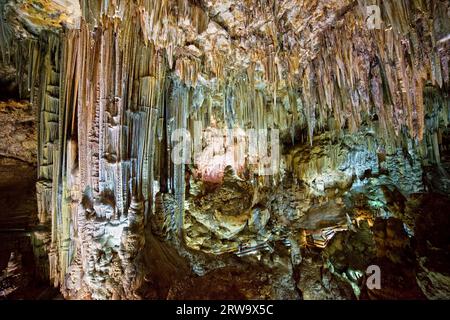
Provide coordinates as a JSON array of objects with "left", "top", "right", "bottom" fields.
[{"left": 0, "top": 0, "right": 449, "bottom": 300}]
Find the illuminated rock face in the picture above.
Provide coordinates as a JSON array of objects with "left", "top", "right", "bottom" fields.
[
  {"left": 192, "top": 126, "right": 246, "bottom": 183},
  {"left": 0, "top": 0, "right": 449, "bottom": 299}
]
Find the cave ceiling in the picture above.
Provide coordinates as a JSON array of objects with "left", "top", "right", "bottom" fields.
[{"left": 3, "top": 0, "right": 448, "bottom": 141}]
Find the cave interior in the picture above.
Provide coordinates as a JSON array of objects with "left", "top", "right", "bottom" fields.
[{"left": 0, "top": 0, "right": 449, "bottom": 300}]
